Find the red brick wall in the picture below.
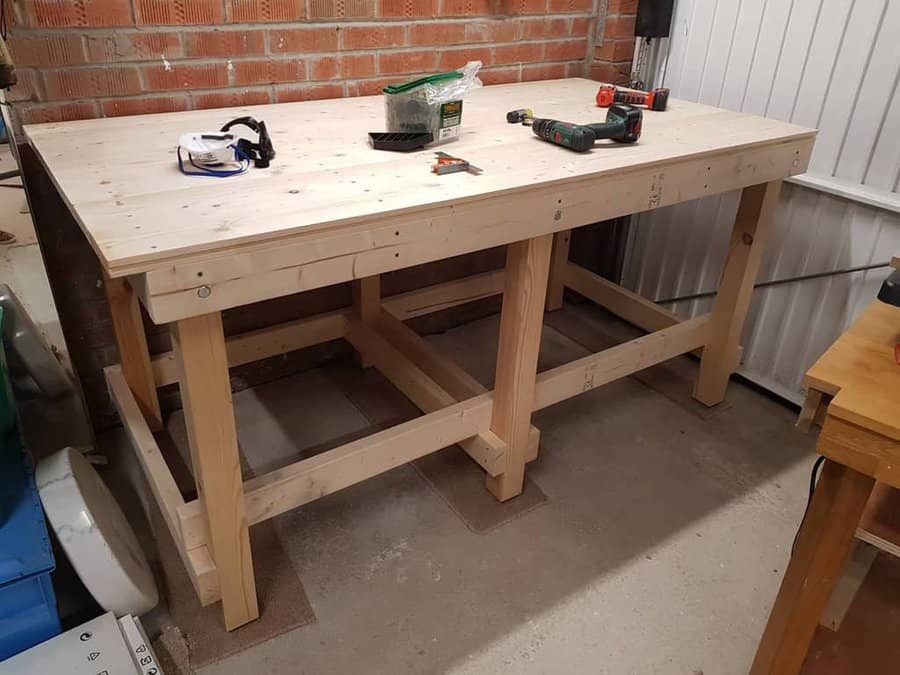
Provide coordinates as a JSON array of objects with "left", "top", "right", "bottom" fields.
[
  {"left": 2, "top": 0, "right": 623, "bottom": 126},
  {"left": 590, "top": 0, "right": 635, "bottom": 84}
]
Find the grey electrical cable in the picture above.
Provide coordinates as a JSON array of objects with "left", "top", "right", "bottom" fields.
[{"left": 655, "top": 261, "right": 892, "bottom": 305}]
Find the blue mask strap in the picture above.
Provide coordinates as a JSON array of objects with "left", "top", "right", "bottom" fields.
[{"left": 178, "top": 145, "right": 250, "bottom": 177}]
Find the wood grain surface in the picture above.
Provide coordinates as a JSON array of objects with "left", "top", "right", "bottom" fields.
[
  {"left": 25, "top": 78, "right": 815, "bottom": 277},
  {"left": 806, "top": 300, "right": 900, "bottom": 443}
]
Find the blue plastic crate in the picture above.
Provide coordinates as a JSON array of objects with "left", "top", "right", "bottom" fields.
[
  {"left": 0, "top": 433, "right": 62, "bottom": 660},
  {"left": 0, "top": 573, "right": 60, "bottom": 661},
  {"left": 0, "top": 306, "right": 61, "bottom": 661}
]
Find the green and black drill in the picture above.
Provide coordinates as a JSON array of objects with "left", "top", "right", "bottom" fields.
[{"left": 507, "top": 103, "right": 642, "bottom": 152}]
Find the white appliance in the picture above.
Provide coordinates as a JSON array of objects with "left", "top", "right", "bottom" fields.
[{"left": 0, "top": 612, "right": 164, "bottom": 675}]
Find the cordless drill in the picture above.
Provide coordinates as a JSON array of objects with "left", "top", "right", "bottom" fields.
[
  {"left": 526, "top": 104, "right": 642, "bottom": 152},
  {"left": 596, "top": 85, "right": 669, "bottom": 111}
]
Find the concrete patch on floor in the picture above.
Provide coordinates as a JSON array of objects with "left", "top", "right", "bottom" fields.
[
  {"left": 0, "top": 170, "right": 94, "bottom": 455},
  {"left": 0, "top": 245, "right": 72, "bottom": 372},
  {"left": 545, "top": 301, "right": 733, "bottom": 421},
  {"left": 232, "top": 369, "right": 373, "bottom": 476},
  {"left": 425, "top": 310, "right": 587, "bottom": 389},
  {"left": 195, "top": 309, "right": 816, "bottom": 675},
  {"left": 165, "top": 368, "right": 373, "bottom": 477},
  {"left": 0, "top": 149, "right": 36, "bottom": 247},
  {"left": 328, "top": 362, "right": 549, "bottom": 534},
  {"left": 0, "top": 177, "right": 72, "bottom": 374}
]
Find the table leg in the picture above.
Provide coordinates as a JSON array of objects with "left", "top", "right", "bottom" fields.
[
  {"left": 487, "top": 235, "right": 553, "bottom": 501},
  {"left": 546, "top": 230, "right": 571, "bottom": 311},
  {"left": 796, "top": 389, "right": 826, "bottom": 433},
  {"left": 352, "top": 275, "right": 381, "bottom": 367},
  {"left": 171, "top": 312, "right": 259, "bottom": 630},
  {"left": 750, "top": 460, "right": 874, "bottom": 675},
  {"left": 104, "top": 274, "right": 162, "bottom": 431},
  {"left": 353, "top": 275, "right": 381, "bottom": 323},
  {"left": 694, "top": 180, "right": 782, "bottom": 406}
]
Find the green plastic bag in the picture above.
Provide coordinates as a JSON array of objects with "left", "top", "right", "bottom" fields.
[{"left": 383, "top": 62, "right": 482, "bottom": 144}]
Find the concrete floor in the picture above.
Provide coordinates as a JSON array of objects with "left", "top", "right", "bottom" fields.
[
  {"left": 0, "top": 144, "right": 95, "bottom": 458},
  {"left": 0, "top": 144, "right": 69, "bottom": 366},
  {"left": 123, "top": 303, "right": 818, "bottom": 674}
]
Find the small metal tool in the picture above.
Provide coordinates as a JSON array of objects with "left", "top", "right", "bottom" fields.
[
  {"left": 432, "top": 151, "right": 482, "bottom": 176},
  {"left": 506, "top": 108, "right": 534, "bottom": 124}
]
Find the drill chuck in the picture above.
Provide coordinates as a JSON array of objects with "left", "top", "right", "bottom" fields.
[{"left": 531, "top": 118, "right": 597, "bottom": 152}]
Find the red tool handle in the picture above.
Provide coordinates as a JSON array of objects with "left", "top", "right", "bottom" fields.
[
  {"left": 617, "top": 90, "right": 650, "bottom": 106},
  {"left": 596, "top": 85, "right": 617, "bottom": 107},
  {"left": 596, "top": 85, "right": 669, "bottom": 111}
]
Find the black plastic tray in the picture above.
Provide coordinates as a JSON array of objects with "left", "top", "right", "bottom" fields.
[
  {"left": 878, "top": 269, "right": 900, "bottom": 307},
  {"left": 368, "top": 132, "right": 433, "bottom": 151}
]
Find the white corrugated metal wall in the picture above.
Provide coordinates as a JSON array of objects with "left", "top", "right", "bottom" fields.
[{"left": 622, "top": 0, "right": 900, "bottom": 403}]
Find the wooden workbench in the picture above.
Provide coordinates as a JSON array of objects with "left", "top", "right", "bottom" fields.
[
  {"left": 25, "top": 78, "right": 815, "bottom": 631},
  {"left": 751, "top": 293, "right": 900, "bottom": 674}
]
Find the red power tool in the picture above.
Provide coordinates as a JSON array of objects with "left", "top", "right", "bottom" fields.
[{"left": 596, "top": 85, "right": 669, "bottom": 111}]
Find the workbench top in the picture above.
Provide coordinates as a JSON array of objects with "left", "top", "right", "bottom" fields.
[
  {"left": 806, "top": 299, "right": 900, "bottom": 442},
  {"left": 25, "top": 78, "right": 815, "bottom": 277}
]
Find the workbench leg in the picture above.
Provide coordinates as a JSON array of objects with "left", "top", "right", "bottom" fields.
[
  {"left": 819, "top": 539, "right": 878, "bottom": 631},
  {"left": 750, "top": 460, "right": 874, "bottom": 675},
  {"left": 546, "top": 230, "right": 571, "bottom": 311},
  {"left": 104, "top": 275, "right": 162, "bottom": 431},
  {"left": 171, "top": 312, "right": 259, "bottom": 631},
  {"left": 796, "top": 389, "right": 826, "bottom": 434},
  {"left": 694, "top": 180, "right": 781, "bottom": 406},
  {"left": 352, "top": 275, "right": 381, "bottom": 368},
  {"left": 487, "top": 235, "right": 553, "bottom": 501}
]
